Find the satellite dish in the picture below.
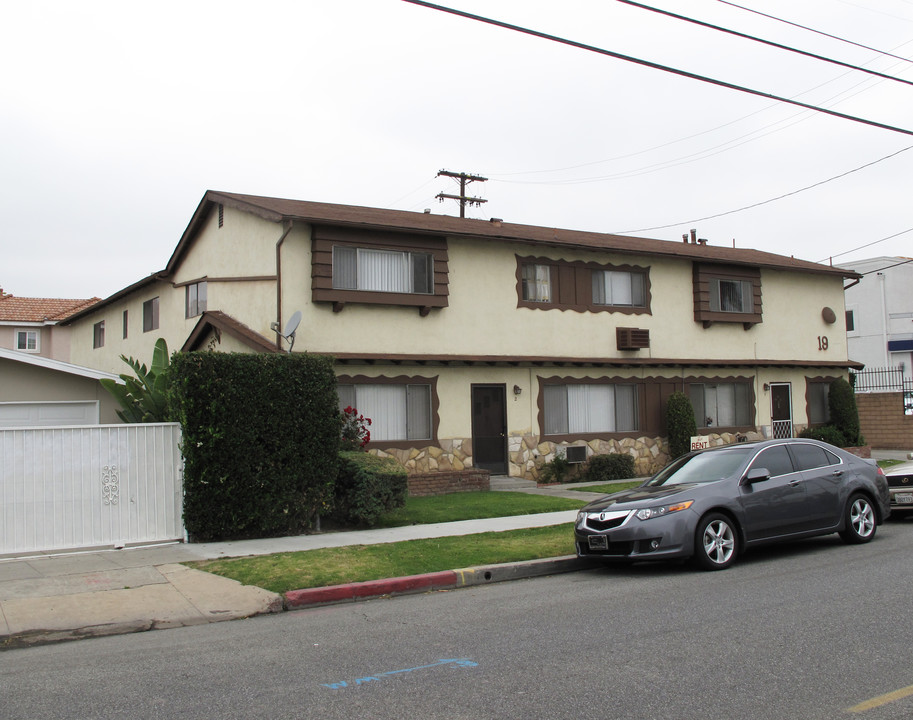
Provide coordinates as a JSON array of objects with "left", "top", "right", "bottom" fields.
[
  {"left": 283, "top": 311, "right": 302, "bottom": 338},
  {"left": 275, "top": 310, "right": 302, "bottom": 353}
]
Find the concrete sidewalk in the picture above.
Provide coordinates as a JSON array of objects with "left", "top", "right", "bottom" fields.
[{"left": 0, "top": 502, "right": 594, "bottom": 650}]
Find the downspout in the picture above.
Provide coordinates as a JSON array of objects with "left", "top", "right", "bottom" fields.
[
  {"left": 879, "top": 272, "right": 889, "bottom": 366},
  {"left": 275, "top": 219, "right": 294, "bottom": 351}
]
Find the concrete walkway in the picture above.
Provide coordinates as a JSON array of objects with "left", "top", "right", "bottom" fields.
[{"left": 0, "top": 490, "right": 600, "bottom": 650}]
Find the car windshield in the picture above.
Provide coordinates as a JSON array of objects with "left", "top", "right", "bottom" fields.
[{"left": 647, "top": 447, "right": 753, "bottom": 487}]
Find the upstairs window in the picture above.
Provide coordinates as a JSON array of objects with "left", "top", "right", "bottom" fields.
[
  {"left": 333, "top": 247, "right": 433, "bottom": 295},
  {"left": 517, "top": 255, "right": 651, "bottom": 314},
  {"left": 711, "top": 279, "right": 753, "bottom": 314},
  {"left": 16, "top": 329, "right": 39, "bottom": 352},
  {"left": 543, "top": 382, "right": 638, "bottom": 435},
  {"left": 93, "top": 321, "right": 105, "bottom": 349},
  {"left": 592, "top": 270, "right": 646, "bottom": 307},
  {"left": 186, "top": 281, "right": 208, "bottom": 318},
  {"left": 143, "top": 297, "right": 159, "bottom": 332},
  {"left": 521, "top": 263, "right": 552, "bottom": 303},
  {"left": 693, "top": 263, "right": 762, "bottom": 327},
  {"left": 845, "top": 308, "right": 856, "bottom": 333}
]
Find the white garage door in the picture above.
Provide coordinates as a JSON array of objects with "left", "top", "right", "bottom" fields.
[{"left": 0, "top": 401, "right": 99, "bottom": 427}]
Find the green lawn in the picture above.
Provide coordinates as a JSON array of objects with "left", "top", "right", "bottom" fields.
[
  {"left": 188, "top": 490, "right": 587, "bottom": 593},
  {"left": 566, "top": 480, "right": 642, "bottom": 495},
  {"left": 190, "top": 524, "right": 576, "bottom": 594},
  {"left": 373, "top": 490, "right": 584, "bottom": 527}
]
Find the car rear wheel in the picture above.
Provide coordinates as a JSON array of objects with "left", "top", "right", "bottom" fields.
[
  {"left": 693, "top": 513, "right": 738, "bottom": 571},
  {"left": 839, "top": 493, "right": 877, "bottom": 544}
]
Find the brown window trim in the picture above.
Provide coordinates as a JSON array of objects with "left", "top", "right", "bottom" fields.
[
  {"left": 336, "top": 373, "right": 440, "bottom": 450},
  {"left": 312, "top": 226, "right": 448, "bottom": 313},
  {"left": 516, "top": 255, "right": 651, "bottom": 314},
  {"left": 685, "top": 374, "right": 756, "bottom": 433},
  {"left": 805, "top": 375, "right": 839, "bottom": 426},
  {"left": 537, "top": 375, "right": 647, "bottom": 442},
  {"left": 692, "top": 263, "right": 762, "bottom": 329}
]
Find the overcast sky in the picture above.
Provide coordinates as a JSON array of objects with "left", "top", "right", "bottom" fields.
[{"left": 2, "top": 0, "right": 912, "bottom": 300}]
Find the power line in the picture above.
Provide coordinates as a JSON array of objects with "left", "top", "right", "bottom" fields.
[
  {"left": 488, "top": 43, "right": 908, "bottom": 182},
  {"left": 817, "top": 228, "right": 913, "bottom": 264},
  {"left": 856, "top": 257, "right": 913, "bottom": 275},
  {"left": 717, "top": 0, "right": 913, "bottom": 64},
  {"left": 616, "top": 0, "right": 913, "bottom": 87},
  {"left": 402, "top": 0, "right": 913, "bottom": 137},
  {"left": 615, "top": 144, "right": 913, "bottom": 233}
]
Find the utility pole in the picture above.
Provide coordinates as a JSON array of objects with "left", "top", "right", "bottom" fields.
[{"left": 436, "top": 170, "right": 488, "bottom": 218}]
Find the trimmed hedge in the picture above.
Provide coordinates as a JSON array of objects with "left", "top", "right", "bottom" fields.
[
  {"left": 170, "top": 351, "right": 340, "bottom": 542},
  {"left": 798, "top": 425, "right": 846, "bottom": 447},
  {"left": 666, "top": 391, "right": 697, "bottom": 459},
  {"left": 582, "top": 453, "right": 636, "bottom": 483},
  {"left": 332, "top": 451, "right": 408, "bottom": 526},
  {"left": 829, "top": 377, "right": 864, "bottom": 446}
]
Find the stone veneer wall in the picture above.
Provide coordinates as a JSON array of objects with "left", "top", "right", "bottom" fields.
[{"left": 369, "top": 432, "right": 764, "bottom": 481}]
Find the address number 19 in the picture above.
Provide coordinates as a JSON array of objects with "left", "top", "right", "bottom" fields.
[{"left": 818, "top": 336, "right": 829, "bottom": 351}]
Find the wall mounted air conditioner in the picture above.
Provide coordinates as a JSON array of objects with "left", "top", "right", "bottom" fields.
[{"left": 616, "top": 327, "right": 650, "bottom": 351}]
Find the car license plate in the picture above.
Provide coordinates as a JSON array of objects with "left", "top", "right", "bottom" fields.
[
  {"left": 588, "top": 535, "right": 608, "bottom": 550},
  {"left": 896, "top": 493, "right": 913, "bottom": 505}
]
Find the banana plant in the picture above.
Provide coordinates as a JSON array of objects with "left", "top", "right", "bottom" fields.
[{"left": 100, "top": 338, "right": 172, "bottom": 423}]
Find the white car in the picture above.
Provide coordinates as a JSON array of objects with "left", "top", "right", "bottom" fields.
[{"left": 885, "top": 460, "right": 913, "bottom": 515}]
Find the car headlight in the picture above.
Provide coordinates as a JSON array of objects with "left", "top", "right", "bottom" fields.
[
  {"left": 635, "top": 500, "right": 694, "bottom": 521},
  {"left": 576, "top": 510, "right": 588, "bottom": 525}
]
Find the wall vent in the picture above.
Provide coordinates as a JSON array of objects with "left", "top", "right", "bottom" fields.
[
  {"left": 616, "top": 327, "right": 650, "bottom": 350},
  {"left": 565, "top": 446, "right": 587, "bottom": 464}
]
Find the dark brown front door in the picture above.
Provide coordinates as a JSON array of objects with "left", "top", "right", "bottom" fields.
[{"left": 471, "top": 385, "right": 507, "bottom": 474}]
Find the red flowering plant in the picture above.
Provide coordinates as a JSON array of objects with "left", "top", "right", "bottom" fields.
[{"left": 340, "top": 406, "right": 372, "bottom": 450}]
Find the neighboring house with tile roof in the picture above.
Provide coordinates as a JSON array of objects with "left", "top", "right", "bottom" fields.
[
  {"left": 62, "top": 190, "right": 861, "bottom": 479},
  {"left": 0, "top": 289, "right": 99, "bottom": 362}
]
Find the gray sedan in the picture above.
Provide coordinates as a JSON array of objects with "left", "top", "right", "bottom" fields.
[{"left": 575, "top": 438, "right": 890, "bottom": 570}]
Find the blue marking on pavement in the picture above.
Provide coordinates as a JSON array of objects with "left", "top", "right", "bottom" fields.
[{"left": 321, "top": 658, "right": 478, "bottom": 689}]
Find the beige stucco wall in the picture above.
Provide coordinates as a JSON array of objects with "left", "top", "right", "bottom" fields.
[{"left": 295, "top": 236, "right": 849, "bottom": 364}]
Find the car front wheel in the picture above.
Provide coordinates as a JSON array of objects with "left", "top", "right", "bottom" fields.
[
  {"left": 693, "top": 513, "right": 738, "bottom": 571},
  {"left": 839, "top": 493, "right": 877, "bottom": 544}
]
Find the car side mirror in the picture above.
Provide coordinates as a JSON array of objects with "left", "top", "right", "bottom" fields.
[{"left": 745, "top": 467, "right": 770, "bottom": 484}]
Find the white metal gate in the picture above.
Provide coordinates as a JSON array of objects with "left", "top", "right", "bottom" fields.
[{"left": 0, "top": 423, "right": 183, "bottom": 555}]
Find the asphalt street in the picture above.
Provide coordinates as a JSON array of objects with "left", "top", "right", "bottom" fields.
[{"left": 4, "top": 517, "right": 913, "bottom": 720}]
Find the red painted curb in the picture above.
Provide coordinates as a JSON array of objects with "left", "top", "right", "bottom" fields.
[{"left": 284, "top": 570, "right": 459, "bottom": 608}]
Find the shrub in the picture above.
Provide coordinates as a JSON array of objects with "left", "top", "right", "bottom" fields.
[
  {"left": 828, "top": 377, "right": 864, "bottom": 446},
  {"left": 538, "top": 453, "right": 575, "bottom": 484},
  {"left": 666, "top": 391, "right": 698, "bottom": 459},
  {"left": 170, "top": 351, "right": 340, "bottom": 542},
  {"left": 798, "top": 425, "right": 846, "bottom": 447},
  {"left": 582, "top": 453, "right": 636, "bottom": 483},
  {"left": 332, "top": 451, "right": 408, "bottom": 526}
]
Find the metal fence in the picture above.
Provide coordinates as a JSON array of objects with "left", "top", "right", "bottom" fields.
[
  {"left": 852, "top": 367, "right": 913, "bottom": 416},
  {"left": 851, "top": 367, "right": 913, "bottom": 393},
  {"left": 1, "top": 423, "right": 183, "bottom": 556}
]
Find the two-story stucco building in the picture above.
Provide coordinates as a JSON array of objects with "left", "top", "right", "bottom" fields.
[{"left": 63, "top": 191, "right": 861, "bottom": 479}]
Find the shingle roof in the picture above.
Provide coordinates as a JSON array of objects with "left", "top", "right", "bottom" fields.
[
  {"left": 174, "top": 190, "right": 857, "bottom": 279},
  {"left": 0, "top": 294, "right": 100, "bottom": 323}
]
